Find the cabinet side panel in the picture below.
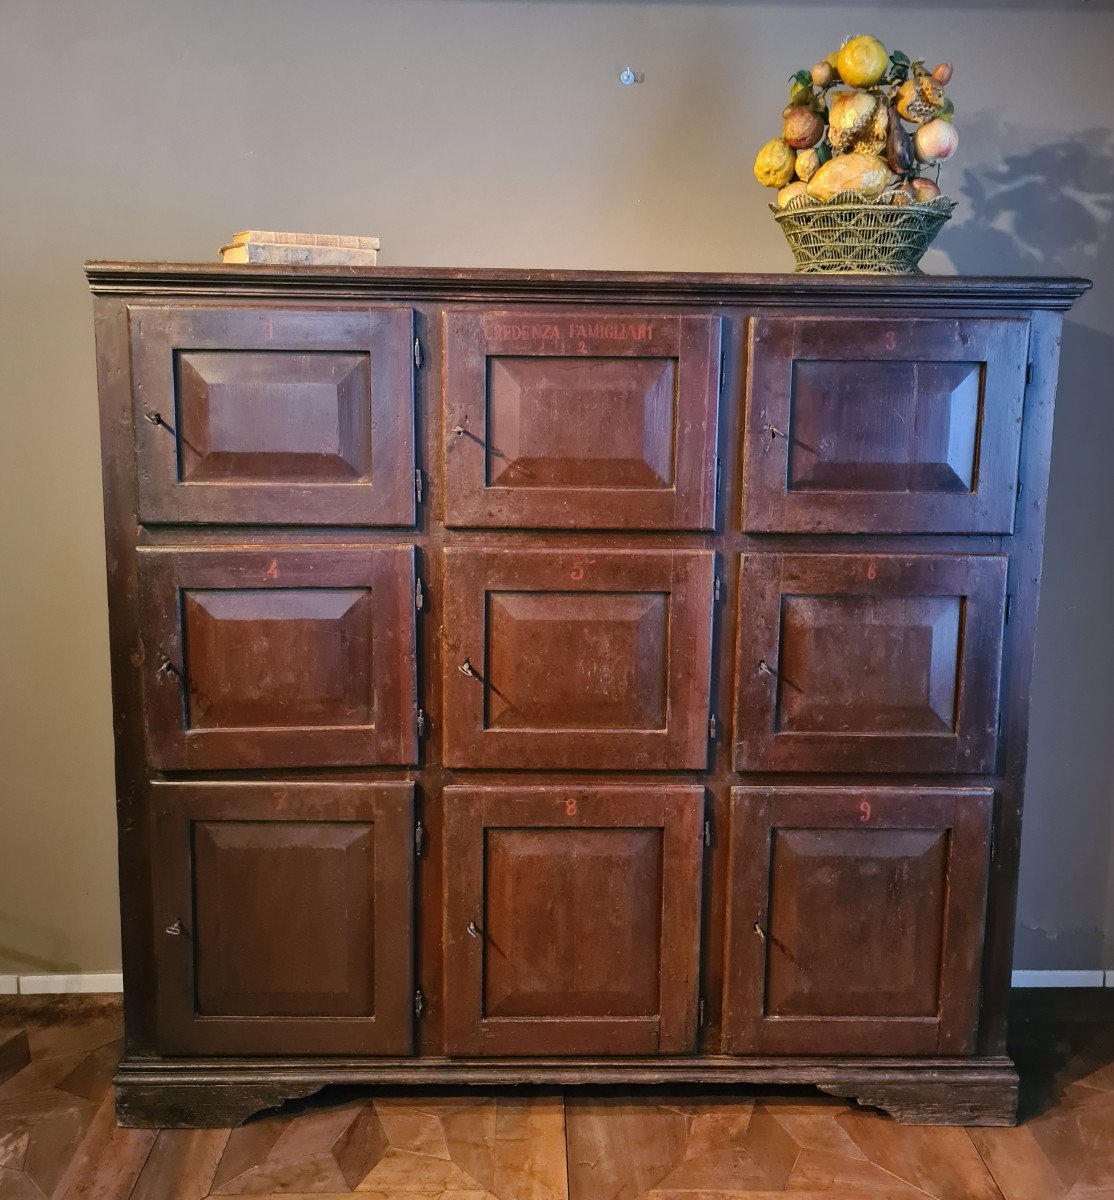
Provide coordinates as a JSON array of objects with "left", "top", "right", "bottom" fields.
[
  {"left": 94, "top": 295, "right": 154, "bottom": 1052},
  {"left": 978, "top": 308, "right": 1065, "bottom": 1055}
]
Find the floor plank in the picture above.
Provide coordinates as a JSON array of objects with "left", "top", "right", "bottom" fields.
[{"left": 0, "top": 992, "right": 1108, "bottom": 1199}]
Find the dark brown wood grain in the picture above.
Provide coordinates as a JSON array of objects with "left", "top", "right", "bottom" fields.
[
  {"left": 443, "top": 309, "right": 721, "bottom": 529},
  {"left": 137, "top": 545, "right": 418, "bottom": 768},
  {"left": 441, "top": 548, "right": 715, "bottom": 769},
  {"left": 130, "top": 305, "right": 415, "bottom": 525},
  {"left": 743, "top": 316, "right": 1030, "bottom": 534},
  {"left": 86, "top": 263, "right": 1090, "bottom": 1129},
  {"left": 723, "top": 786, "right": 992, "bottom": 1056},
  {"left": 150, "top": 780, "right": 414, "bottom": 1055},
  {"left": 441, "top": 785, "right": 704, "bottom": 1056},
  {"left": 734, "top": 553, "right": 1008, "bottom": 773}
]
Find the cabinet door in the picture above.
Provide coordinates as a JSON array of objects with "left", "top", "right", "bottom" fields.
[
  {"left": 442, "top": 548, "right": 715, "bottom": 769},
  {"left": 743, "top": 316, "right": 1029, "bottom": 533},
  {"left": 153, "top": 781, "right": 414, "bottom": 1055},
  {"left": 724, "top": 787, "right": 992, "bottom": 1056},
  {"left": 138, "top": 546, "right": 418, "bottom": 769},
  {"left": 734, "top": 554, "right": 1007, "bottom": 773},
  {"left": 443, "top": 785, "right": 703, "bottom": 1056},
  {"left": 130, "top": 306, "right": 415, "bottom": 525},
  {"left": 443, "top": 309, "right": 720, "bottom": 529}
]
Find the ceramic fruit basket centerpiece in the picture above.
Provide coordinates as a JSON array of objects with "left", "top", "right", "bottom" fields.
[{"left": 754, "top": 36, "right": 958, "bottom": 274}]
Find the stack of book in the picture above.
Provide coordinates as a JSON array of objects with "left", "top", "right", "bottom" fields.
[{"left": 219, "top": 231, "right": 380, "bottom": 266}]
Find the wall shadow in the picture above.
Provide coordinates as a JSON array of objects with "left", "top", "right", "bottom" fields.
[{"left": 938, "top": 117, "right": 1114, "bottom": 968}]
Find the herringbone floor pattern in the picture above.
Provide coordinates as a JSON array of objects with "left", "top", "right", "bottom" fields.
[{"left": 0, "top": 991, "right": 1111, "bottom": 1199}]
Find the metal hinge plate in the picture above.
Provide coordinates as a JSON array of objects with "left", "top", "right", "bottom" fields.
[
  {"left": 415, "top": 577, "right": 425, "bottom": 611},
  {"left": 1004, "top": 593, "right": 1013, "bottom": 624},
  {"left": 698, "top": 997, "right": 706, "bottom": 1027},
  {"left": 415, "top": 819, "right": 425, "bottom": 857},
  {"left": 414, "top": 988, "right": 425, "bottom": 1018},
  {"left": 414, "top": 337, "right": 424, "bottom": 370},
  {"left": 415, "top": 468, "right": 424, "bottom": 505},
  {"left": 704, "top": 818, "right": 713, "bottom": 848},
  {"left": 1026, "top": 361, "right": 1035, "bottom": 385},
  {"left": 708, "top": 714, "right": 717, "bottom": 741},
  {"left": 417, "top": 708, "right": 427, "bottom": 738},
  {"left": 713, "top": 576, "right": 722, "bottom": 604}
]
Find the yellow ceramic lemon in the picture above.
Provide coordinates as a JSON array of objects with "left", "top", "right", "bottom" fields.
[
  {"left": 754, "top": 138, "right": 796, "bottom": 188},
  {"left": 836, "top": 35, "right": 889, "bottom": 87}
]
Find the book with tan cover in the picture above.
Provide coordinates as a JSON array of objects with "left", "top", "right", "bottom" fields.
[{"left": 219, "top": 230, "right": 380, "bottom": 265}]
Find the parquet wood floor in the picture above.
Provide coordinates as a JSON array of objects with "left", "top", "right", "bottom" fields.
[{"left": 0, "top": 990, "right": 1110, "bottom": 1199}]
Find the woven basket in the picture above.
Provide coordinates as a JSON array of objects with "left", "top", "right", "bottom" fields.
[{"left": 772, "top": 190, "right": 956, "bottom": 274}]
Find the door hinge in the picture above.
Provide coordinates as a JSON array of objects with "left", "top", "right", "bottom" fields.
[
  {"left": 414, "top": 336, "right": 424, "bottom": 370},
  {"left": 704, "top": 817, "right": 713, "bottom": 848},
  {"left": 714, "top": 456, "right": 722, "bottom": 496},
  {"left": 708, "top": 714, "right": 717, "bottom": 741},
  {"left": 415, "top": 468, "right": 424, "bottom": 505},
  {"left": 414, "top": 988, "right": 425, "bottom": 1019},
  {"left": 719, "top": 350, "right": 727, "bottom": 390},
  {"left": 1016, "top": 479, "right": 1024, "bottom": 503},
  {"left": 713, "top": 575, "right": 722, "bottom": 604},
  {"left": 417, "top": 708, "right": 427, "bottom": 738},
  {"left": 1026, "top": 360, "right": 1035, "bottom": 386},
  {"left": 997, "top": 710, "right": 1004, "bottom": 741},
  {"left": 1004, "top": 593, "right": 1013, "bottom": 624},
  {"left": 698, "top": 997, "right": 706, "bottom": 1027},
  {"left": 415, "top": 819, "right": 425, "bottom": 857},
  {"left": 415, "top": 577, "right": 425, "bottom": 611}
]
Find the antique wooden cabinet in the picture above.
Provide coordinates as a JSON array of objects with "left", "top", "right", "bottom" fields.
[{"left": 87, "top": 263, "right": 1090, "bottom": 1128}]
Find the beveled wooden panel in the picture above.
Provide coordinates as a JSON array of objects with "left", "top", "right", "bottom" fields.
[
  {"left": 734, "top": 553, "right": 1008, "bottom": 773},
  {"left": 443, "top": 309, "right": 720, "bottom": 529},
  {"left": 443, "top": 785, "right": 704, "bottom": 1055},
  {"left": 130, "top": 306, "right": 415, "bottom": 524},
  {"left": 724, "top": 786, "right": 992, "bottom": 1055},
  {"left": 152, "top": 781, "right": 414, "bottom": 1055},
  {"left": 442, "top": 548, "right": 715, "bottom": 769},
  {"left": 176, "top": 350, "right": 372, "bottom": 482},
  {"left": 138, "top": 546, "right": 417, "bottom": 768},
  {"left": 743, "top": 316, "right": 1029, "bottom": 533}
]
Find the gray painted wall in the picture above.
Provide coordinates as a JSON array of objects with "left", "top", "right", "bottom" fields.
[{"left": 1, "top": 0, "right": 1110, "bottom": 975}]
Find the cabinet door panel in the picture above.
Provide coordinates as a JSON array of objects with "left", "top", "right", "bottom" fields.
[
  {"left": 153, "top": 781, "right": 414, "bottom": 1055},
  {"left": 138, "top": 546, "right": 417, "bottom": 768},
  {"left": 734, "top": 554, "right": 1007, "bottom": 773},
  {"left": 743, "top": 316, "right": 1029, "bottom": 533},
  {"left": 443, "top": 785, "right": 703, "bottom": 1055},
  {"left": 724, "top": 787, "right": 992, "bottom": 1055},
  {"left": 130, "top": 306, "right": 415, "bottom": 525},
  {"left": 444, "top": 309, "right": 720, "bottom": 529},
  {"left": 442, "top": 548, "right": 714, "bottom": 769}
]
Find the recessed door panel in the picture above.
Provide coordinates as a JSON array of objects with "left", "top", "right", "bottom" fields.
[
  {"left": 153, "top": 781, "right": 414, "bottom": 1055},
  {"left": 138, "top": 546, "right": 418, "bottom": 768},
  {"left": 442, "top": 548, "right": 714, "bottom": 769},
  {"left": 743, "top": 316, "right": 1029, "bottom": 533},
  {"left": 724, "top": 787, "right": 992, "bottom": 1055},
  {"left": 444, "top": 309, "right": 720, "bottom": 529},
  {"left": 443, "top": 785, "right": 704, "bottom": 1055},
  {"left": 130, "top": 306, "right": 415, "bottom": 524},
  {"left": 734, "top": 554, "right": 1007, "bottom": 773}
]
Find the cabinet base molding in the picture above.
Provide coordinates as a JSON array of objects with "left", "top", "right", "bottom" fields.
[{"left": 114, "top": 1053, "right": 1019, "bottom": 1129}]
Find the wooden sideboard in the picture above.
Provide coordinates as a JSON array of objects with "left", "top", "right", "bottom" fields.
[{"left": 87, "top": 263, "right": 1091, "bottom": 1128}]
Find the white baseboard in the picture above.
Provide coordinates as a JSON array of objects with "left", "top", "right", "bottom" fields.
[
  {"left": 15, "top": 973, "right": 123, "bottom": 995},
  {"left": 2, "top": 970, "right": 1107, "bottom": 996},
  {"left": 1012, "top": 969, "right": 1107, "bottom": 988}
]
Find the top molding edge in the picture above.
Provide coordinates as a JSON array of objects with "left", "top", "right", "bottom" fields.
[{"left": 84, "top": 262, "right": 1093, "bottom": 310}]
